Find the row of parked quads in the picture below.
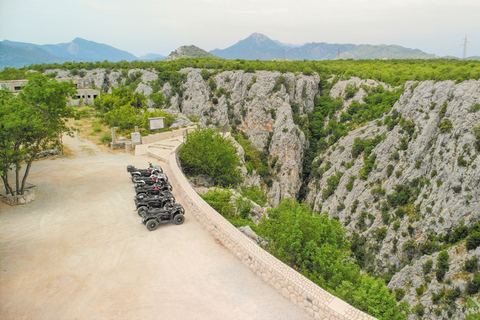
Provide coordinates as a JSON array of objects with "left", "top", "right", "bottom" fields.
[{"left": 127, "top": 162, "right": 185, "bottom": 231}]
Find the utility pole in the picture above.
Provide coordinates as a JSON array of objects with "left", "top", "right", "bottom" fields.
[
  {"left": 462, "top": 34, "right": 469, "bottom": 60},
  {"left": 336, "top": 48, "right": 341, "bottom": 60}
]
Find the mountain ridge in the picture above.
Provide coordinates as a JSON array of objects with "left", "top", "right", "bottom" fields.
[
  {"left": 2, "top": 33, "right": 477, "bottom": 70},
  {"left": 211, "top": 33, "right": 439, "bottom": 60}
]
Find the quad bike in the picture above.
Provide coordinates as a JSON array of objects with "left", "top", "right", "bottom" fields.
[
  {"left": 133, "top": 172, "right": 168, "bottom": 185},
  {"left": 134, "top": 192, "right": 176, "bottom": 213},
  {"left": 135, "top": 182, "right": 173, "bottom": 199},
  {"left": 141, "top": 203, "right": 185, "bottom": 231},
  {"left": 127, "top": 162, "right": 163, "bottom": 181}
]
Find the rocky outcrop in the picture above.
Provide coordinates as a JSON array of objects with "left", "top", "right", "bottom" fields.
[
  {"left": 168, "top": 69, "right": 320, "bottom": 206},
  {"left": 305, "top": 79, "right": 480, "bottom": 319}
]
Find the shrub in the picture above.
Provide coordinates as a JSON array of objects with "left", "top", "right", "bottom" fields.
[
  {"left": 395, "top": 288, "right": 405, "bottom": 301},
  {"left": 387, "top": 185, "right": 414, "bottom": 208},
  {"left": 465, "top": 257, "right": 478, "bottom": 273},
  {"left": 423, "top": 260, "right": 433, "bottom": 275},
  {"left": 240, "top": 185, "right": 267, "bottom": 207},
  {"left": 322, "top": 171, "right": 344, "bottom": 200},
  {"left": 458, "top": 155, "right": 468, "bottom": 167},
  {"left": 393, "top": 221, "right": 401, "bottom": 231},
  {"left": 436, "top": 250, "right": 450, "bottom": 282},
  {"left": 472, "top": 103, "right": 480, "bottom": 113},
  {"left": 402, "top": 240, "right": 417, "bottom": 260},
  {"left": 412, "top": 303, "right": 424, "bottom": 317},
  {"left": 438, "top": 118, "right": 453, "bottom": 133},
  {"left": 179, "top": 127, "right": 243, "bottom": 187},
  {"left": 466, "top": 274, "right": 480, "bottom": 295},
  {"left": 201, "top": 188, "right": 234, "bottom": 217},
  {"left": 466, "top": 232, "right": 480, "bottom": 250},
  {"left": 100, "top": 130, "right": 112, "bottom": 144},
  {"left": 386, "top": 164, "right": 394, "bottom": 177}
]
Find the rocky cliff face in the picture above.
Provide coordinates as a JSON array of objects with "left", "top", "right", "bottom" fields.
[
  {"left": 305, "top": 79, "right": 480, "bottom": 319},
  {"left": 177, "top": 69, "right": 319, "bottom": 206}
]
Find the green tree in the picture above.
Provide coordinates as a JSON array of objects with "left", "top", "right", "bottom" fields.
[
  {"left": 178, "top": 127, "right": 243, "bottom": 187},
  {"left": 258, "top": 199, "right": 405, "bottom": 319},
  {"left": 0, "top": 73, "right": 75, "bottom": 195}
]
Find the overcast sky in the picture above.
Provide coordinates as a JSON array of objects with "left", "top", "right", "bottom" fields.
[{"left": 1, "top": 0, "right": 479, "bottom": 58}]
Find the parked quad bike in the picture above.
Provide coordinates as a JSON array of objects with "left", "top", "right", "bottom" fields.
[
  {"left": 141, "top": 203, "right": 185, "bottom": 231},
  {"left": 134, "top": 192, "right": 175, "bottom": 213},
  {"left": 135, "top": 182, "right": 173, "bottom": 199},
  {"left": 133, "top": 172, "right": 168, "bottom": 186},
  {"left": 127, "top": 162, "right": 163, "bottom": 181}
]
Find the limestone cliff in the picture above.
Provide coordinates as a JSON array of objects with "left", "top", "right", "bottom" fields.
[{"left": 305, "top": 79, "right": 480, "bottom": 319}]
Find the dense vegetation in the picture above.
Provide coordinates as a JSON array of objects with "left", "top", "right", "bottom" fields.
[
  {"left": 93, "top": 85, "right": 174, "bottom": 134},
  {"left": 2, "top": 58, "right": 480, "bottom": 86}
]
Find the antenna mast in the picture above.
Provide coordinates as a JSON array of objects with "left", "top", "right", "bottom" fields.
[{"left": 462, "top": 34, "right": 469, "bottom": 60}]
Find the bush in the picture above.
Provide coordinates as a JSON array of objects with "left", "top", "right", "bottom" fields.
[
  {"left": 395, "top": 288, "right": 405, "bottom": 301},
  {"left": 386, "top": 164, "right": 394, "bottom": 177},
  {"left": 322, "top": 171, "right": 344, "bottom": 200},
  {"left": 423, "top": 260, "right": 433, "bottom": 275},
  {"left": 100, "top": 130, "right": 112, "bottom": 144},
  {"left": 466, "top": 274, "right": 480, "bottom": 295},
  {"left": 179, "top": 127, "right": 243, "bottom": 187},
  {"left": 412, "top": 303, "right": 424, "bottom": 317},
  {"left": 259, "top": 198, "right": 406, "bottom": 320},
  {"left": 201, "top": 188, "right": 234, "bottom": 217},
  {"left": 465, "top": 257, "right": 478, "bottom": 273},
  {"left": 240, "top": 185, "right": 267, "bottom": 207},
  {"left": 387, "top": 185, "right": 414, "bottom": 208},
  {"left": 436, "top": 250, "right": 450, "bottom": 282},
  {"left": 438, "top": 118, "right": 453, "bottom": 133},
  {"left": 466, "top": 232, "right": 480, "bottom": 250},
  {"left": 458, "top": 155, "right": 468, "bottom": 166}
]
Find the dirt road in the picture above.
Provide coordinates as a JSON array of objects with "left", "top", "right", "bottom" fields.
[{"left": 0, "top": 134, "right": 311, "bottom": 319}]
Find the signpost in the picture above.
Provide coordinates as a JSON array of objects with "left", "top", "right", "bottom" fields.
[{"left": 149, "top": 117, "right": 165, "bottom": 132}]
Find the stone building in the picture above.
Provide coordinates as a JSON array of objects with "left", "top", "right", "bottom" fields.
[{"left": 0, "top": 78, "right": 100, "bottom": 106}]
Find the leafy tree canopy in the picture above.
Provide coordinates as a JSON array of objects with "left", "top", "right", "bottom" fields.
[
  {"left": 258, "top": 198, "right": 406, "bottom": 319},
  {"left": 178, "top": 127, "right": 243, "bottom": 187},
  {"left": 0, "top": 73, "right": 76, "bottom": 195}
]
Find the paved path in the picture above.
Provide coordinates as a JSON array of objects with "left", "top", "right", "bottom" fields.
[{"left": 0, "top": 133, "right": 311, "bottom": 319}]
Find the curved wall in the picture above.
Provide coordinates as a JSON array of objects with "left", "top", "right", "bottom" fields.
[{"left": 168, "top": 147, "right": 376, "bottom": 320}]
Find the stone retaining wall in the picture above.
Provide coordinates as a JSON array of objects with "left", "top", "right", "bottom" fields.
[
  {"left": 168, "top": 147, "right": 376, "bottom": 320},
  {"left": 141, "top": 127, "right": 194, "bottom": 145}
]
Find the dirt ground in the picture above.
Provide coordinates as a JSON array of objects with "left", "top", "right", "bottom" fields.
[{"left": 0, "top": 133, "right": 311, "bottom": 320}]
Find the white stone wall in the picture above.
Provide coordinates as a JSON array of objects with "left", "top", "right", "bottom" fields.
[{"left": 168, "top": 148, "right": 376, "bottom": 320}]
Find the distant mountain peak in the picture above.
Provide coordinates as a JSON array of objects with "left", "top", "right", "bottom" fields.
[
  {"left": 165, "top": 45, "right": 218, "bottom": 61},
  {"left": 246, "top": 33, "right": 273, "bottom": 43}
]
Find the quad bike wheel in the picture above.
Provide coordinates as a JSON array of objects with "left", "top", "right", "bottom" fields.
[
  {"left": 174, "top": 214, "right": 185, "bottom": 225},
  {"left": 146, "top": 219, "right": 159, "bottom": 231},
  {"left": 137, "top": 206, "right": 148, "bottom": 217}
]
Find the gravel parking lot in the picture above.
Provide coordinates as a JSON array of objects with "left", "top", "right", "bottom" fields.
[{"left": 0, "top": 134, "right": 311, "bottom": 320}]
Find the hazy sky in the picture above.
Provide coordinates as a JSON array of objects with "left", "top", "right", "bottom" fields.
[{"left": 1, "top": 0, "right": 479, "bottom": 58}]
